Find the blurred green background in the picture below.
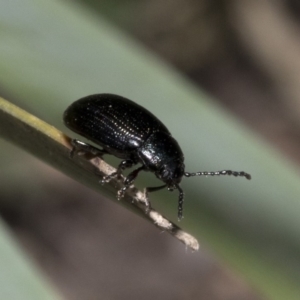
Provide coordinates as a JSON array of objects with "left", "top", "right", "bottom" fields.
[{"left": 1, "top": 0, "right": 300, "bottom": 299}]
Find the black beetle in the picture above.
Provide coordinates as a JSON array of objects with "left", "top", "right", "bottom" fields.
[{"left": 64, "top": 94, "right": 251, "bottom": 220}]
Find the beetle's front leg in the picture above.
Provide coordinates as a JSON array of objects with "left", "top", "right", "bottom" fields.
[{"left": 142, "top": 185, "right": 167, "bottom": 213}]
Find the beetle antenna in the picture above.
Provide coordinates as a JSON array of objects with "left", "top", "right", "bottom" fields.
[
  {"left": 175, "top": 183, "right": 184, "bottom": 221},
  {"left": 184, "top": 170, "right": 251, "bottom": 180}
]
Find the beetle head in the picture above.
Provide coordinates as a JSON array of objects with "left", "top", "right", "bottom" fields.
[{"left": 156, "top": 159, "right": 185, "bottom": 187}]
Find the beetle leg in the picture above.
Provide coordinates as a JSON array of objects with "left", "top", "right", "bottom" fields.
[
  {"left": 117, "top": 166, "right": 145, "bottom": 199},
  {"left": 70, "top": 139, "right": 108, "bottom": 158},
  {"left": 102, "top": 159, "right": 136, "bottom": 184},
  {"left": 144, "top": 183, "right": 185, "bottom": 220},
  {"left": 143, "top": 185, "right": 167, "bottom": 213},
  {"left": 118, "top": 159, "right": 136, "bottom": 173}
]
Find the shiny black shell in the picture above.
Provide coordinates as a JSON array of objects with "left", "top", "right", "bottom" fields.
[
  {"left": 64, "top": 94, "right": 251, "bottom": 220},
  {"left": 63, "top": 94, "right": 184, "bottom": 174}
]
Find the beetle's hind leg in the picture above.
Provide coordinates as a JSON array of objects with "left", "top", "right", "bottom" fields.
[{"left": 69, "top": 139, "right": 108, "bottom": 158}]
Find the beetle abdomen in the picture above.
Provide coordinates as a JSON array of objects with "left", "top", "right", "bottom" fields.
[{"left": 63, "top": 94, "right": 171, "bottom": 157}]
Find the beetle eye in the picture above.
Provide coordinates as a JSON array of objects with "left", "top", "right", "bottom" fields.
[{"left": 174, "top": 166, "right": 184, "bottom": 179}]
